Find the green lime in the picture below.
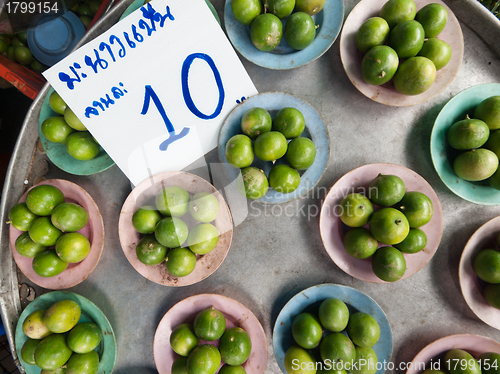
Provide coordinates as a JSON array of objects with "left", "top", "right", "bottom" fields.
[
  {"left": 447, "top": 118, "right": 489, "bottom": 150},
  {"left": 89, "top": 0, "right": 101, "bottom": 14},
  {"left": 14, "top": 46, "right": 32, "bottom": 65},
  {"left": 319, "top": 332, "right": 356, "bottom": 370},
  {"left": 136, "top": 235, "right": 168, "bottom": 265},
  {"left": 219, "top": 327, "right": 252, "bottom": 366},
  {"left": 225, "top": 134, "right": 254, "bottom": 168},
  {"left": 44, "top": 299, "right": 81, "bottom": 333},
  {"left": 394, "top": 228, "right": 427, "bottom": 253},
  {"left": 78, "top": 3, "right": 93, "bottom": 16},
  {"left": 350, "top": 346, "right": 378, "bottom": 374},
  {"left": 172, "top": 356, "right": 188, "bottom": 374},
  {"left": 388, "top": 20, "right": 425, "bottom": 59},
  {"left": 372, "top": 246, "right": 406, "bottom": 282},
  {"left": 15, "top": 232, "right": 46, "bottom": 258},
  {"left": 367, "top": 173, "right": 406, "bottom": 206},
  {"left": 155, "top": 217, "right": 188, "bottom": 247},
  {"left": 254, "top": 131, "right": 288, "bottom": 161},
  {"left": 273, "top": 108, "right": 306, "bottom": 139},
  {"left": 361, "top": 45, "right": 399, "bottom": 86},
  {"left": 379, "top": 0, "right": 417, "bottom": 29},
  {"left": 188, "top": 192, "right": 220, "bottom": 223},
  {"left": 478, "top": 352, "right": 500, "bottom": 374},
  {"left": 49, "top": 91, "right": 67, "bottom": 115},
  {"left": 444, "top": 350, "right": 481, "bottom": 374},
  {"left": 263, "top": 0, "right": 294, "bottom": 18},
  {"left": 67, "top": 322, "right": 102, "bottom": 354},
  {"left": 339, "top": 193, "right": 374, "bottom": 228},
  {"left": 41, "top": 368, "right": 67, "bottom": 374},
  {"left": 484, "top": 283, "right": 500, "bottom": 309},
  {"left": 369, "top": 208, "right": 409, "bottom": 245},
  {"left": 194, "top": 307, "right": 226, "bottom": 341},
  {"left": 318, "top": 298, "right": 349, "bottom": 332},
  {"left": 393, "top": 56, "right": 436, "bottom": 96},
  {"left": 64, "top": 107, "right": 87, "bottom": 131},
  {"left": 32, "top": 249, "right": 68, "bottom": 277},
  {"left": 80, "top": 15, "right": 93, "bottom": 29},
  {"left": 237, "top": 167, "right": 269, "bottom": 200},
  {"left": 55, "top": 232, "right": 90, "bottom": 263},
  {"left": 22, "top": 309, "right": 51, "bottom": 339},
  {"left": 42, "top": 116, "right": 74, "bottom": 143},
  {"left": 21, "top": 338, "right": 41, "bottom": 365},
  {"left": 474, "top": 249, "right": 500, "bottom": 284},
  {"left": 219, "top": 365, "right": 247, "bottom": 374},
  {"left": 284, "top": 12, "right": 316, "bottom": 50},
  {"left": 132, "top": 206, "right": 162, "bottom": 234},
  {"left": 415, "top": 3, "right": 448, "bottom": 38},
  {"left": 65, "top": 131, "right": 100, "bottom": 160},
  {"left": 232, "top": 0, "right": 262, "bottom": 25},
  {"left": 66, "top": 351, "right": 99, "bottom": 374},
  {"left": 0, "top": 39, "right": 7, "bottom": 54},
  {"left": 285, "top": 345, "right": 317, "bottom": 374},
  {"left": 241, "top": 107, "right": 272, "bottom": 140},
  {"left": 11, "top": 37, "right": 25, "bottom": 47},
  {"left": 418, "top": 38, "right": 452, "bottom": 70},
  {"left": 187, "top": 223, "right": 219, "bottom": 255},
  {"left": 286, "top": 137, "right": 316, "bottom": 170},
  {"left": 186, "top": 345, "right": 221, "bottom": 374},
  {"left": 170, "top": 323, "right": 199, "bottom": 357},
  {"left": 453, "top": 148, "right": 499, "bottom": 181},
  {"left": 51, "top": 202, "right": 89, "bottom": 232},
  {"left": 294, "top": 0, "right": 326, "bottom": 15},
  {"left": 8, "top": 202, "right": 38, "bottom": 231},
  {"left": 269, "top": 164, "right": 300, "bottom": 194},
  {"left": 484, "top": 129, "right": 500, "bottom": 158},
  {"left": 31, "top": 59, "right": 46, "bottom": 73},
  {"left": 397, "top": 191, "right": 433, "bottom": 228},
  {"left": 16, "top": 31, "right": 28, "bottom": 44},
  {"left": 165, "top": 247, "right": 197, "bottom": 277},
  {"left": 317, "top": 364, "right": 348, "bottom": 374},
  {"left": 155, "top": 186, "right": 190, "bottom": 217},
  {"left": 29, "top": 217, "right": 63, "bottom": 246},
  {"left": 292, "top": 312, "right": 323, "bottom": 349},
  {"left": 343, "top": 227, "right": 378, "bottom": 259},
  {"left": 34, "top": 334, "right": 73, "bottom": 370},
  {"left": 7, "top": 45, "right": 17, "bottom": 62},
  {"left": 26, "top": 184, "right": 65, "bottom": 216},
  {"left": 346, "top": 312, "right": 380, "bottom": 348},
  {"left": 250, "top": 13, "right": 283, "bottom": 52},
  {"left": 475, "top": 96, "right": 500, "bottom": 130},
  {"left": 356, "top": 17, "right": 390, "bottom": 54}
]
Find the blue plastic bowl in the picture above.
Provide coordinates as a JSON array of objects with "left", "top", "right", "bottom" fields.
[
  {"left": 430, "top": 83, "right": 500, "bottom": 205},
  {"left": 273, "top": 283, "right": 393, "bottom": 374}
]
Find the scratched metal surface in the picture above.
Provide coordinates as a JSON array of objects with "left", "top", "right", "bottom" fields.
[{"left": 2, "top": 0, "right": 500, "bottom": 373}]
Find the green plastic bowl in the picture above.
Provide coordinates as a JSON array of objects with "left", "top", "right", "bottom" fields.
[
  {"left": 430, "top": 83, "right": 500, "bottom": 205},
  {"left": 15, "top": 291, "right": 116, "bottom": 374}
]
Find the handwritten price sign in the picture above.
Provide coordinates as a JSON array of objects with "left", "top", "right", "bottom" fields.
[{"left": 44, "top": 0, "right": 258, "bottom": 185}]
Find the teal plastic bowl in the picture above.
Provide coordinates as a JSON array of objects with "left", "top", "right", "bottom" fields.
[
  {"left": 39, "top": 89, "right": 115, "bottom": 175},
  {"left": 15, "top": 291, "right": 116, "bottom": 374},
  {"left": 273, "top": 283, "right": 393, "bottom": 374},
  {"left": 430, "top": 83, "right": 500, "bottom": 205}
]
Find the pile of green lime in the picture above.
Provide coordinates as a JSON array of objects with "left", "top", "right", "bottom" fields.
[
  {"left": 0, "top": 32, "right": 46, "bottom": 73},
  {"left": 472, "top": 233, "right": 500, "bottom": 310},
  {"left": 41, "top": 90, "right": 103, "bottom": 162},
  {"left": 339, "top": 173, "right": 434, "bottom": 282},
  {"left": 70, "top": 0, "right": 104, "bottom": 29},
  {"left": 9, "top": 184, "right": 92, "bottom": 277},
  {"left": 169, "top": 306, "right": 252, "bottom": 374},
  {"left": 429, "top": 349, "right": 500, "bottom": 374},
  {"left": 225, "top": 106, "right": 317, "bottom": 200},
  {"left": 356, "top": 0, "right": 451, "bottom": 96},
  {"left": 285, "top": 297, "right": 380, "bottom": 374},
  {"left": 231, "top": 0, "right": 325, "bottom": 52},
  {"left": 20, "top": 299, "right": 102, "bottom": 373},
  {"left": 446, "top": 96, "right": 500, "bottom": 187},
  {"left": 132, "top": 186, "right": 221, "bottom": 278}
]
